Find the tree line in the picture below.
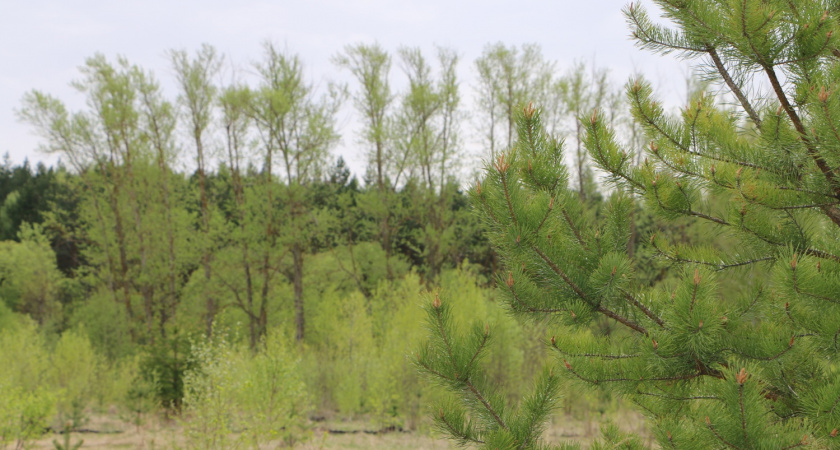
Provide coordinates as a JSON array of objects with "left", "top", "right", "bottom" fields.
[{"left": 7, "top": 40, "right": 634, "bottom": 349}]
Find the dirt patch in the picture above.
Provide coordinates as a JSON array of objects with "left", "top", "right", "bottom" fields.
[{"left": 29, "top": 409, "right": 649, "bottom": 449}]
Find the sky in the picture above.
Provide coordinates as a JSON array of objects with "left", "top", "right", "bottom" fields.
[{"left": 0, "top": 0, "right": 690, "bottom": 176}]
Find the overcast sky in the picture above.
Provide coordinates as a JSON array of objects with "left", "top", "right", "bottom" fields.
[{"left": 0, "top": 0, "right": 690, "bottom": 175}]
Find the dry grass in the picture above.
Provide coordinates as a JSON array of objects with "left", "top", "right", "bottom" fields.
[{"left": 29, "top": 408, "right": 650, "bottom": 449}]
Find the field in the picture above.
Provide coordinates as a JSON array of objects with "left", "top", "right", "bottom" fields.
[{"left": 29, "top": 409, "right": 649, "bottom": 449}]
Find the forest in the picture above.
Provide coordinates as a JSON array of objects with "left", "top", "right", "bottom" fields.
[
  {"left": 6, "top": 0, "right": 840, "bottom": 449},
  {"left": 1, "top": 39, "right": 659, "bottom": 448}
]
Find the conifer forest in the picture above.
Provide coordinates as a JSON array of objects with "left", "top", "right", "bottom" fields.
[{"left": 5, "top": 0, "right": 840, "bottom": 448}]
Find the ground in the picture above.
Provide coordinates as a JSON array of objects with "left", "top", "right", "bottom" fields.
[{"left": 29, "top": 409, "right": 649, "bottom": 449}]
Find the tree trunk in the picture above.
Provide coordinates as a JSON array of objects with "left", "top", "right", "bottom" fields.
[{"left": 293, "top": 244, "right": 305, "bottom": 342}]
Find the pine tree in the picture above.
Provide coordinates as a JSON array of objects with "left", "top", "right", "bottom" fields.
[{"left": 419, "top": 1, "right": 840, "bottom": 448}]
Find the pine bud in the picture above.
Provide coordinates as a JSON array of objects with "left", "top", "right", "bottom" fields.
[
  {"left": 698, "top": 320, "right": 704, "bottom": 329},
  {"left": 736, "top": 167, "right": 743, "bottom": 180},
  {"left": 791, "top": 254, "right": 798, "bottom": 270},
  {"left": 804, "top": 23, "right": 810, "bottom": 31},
  {"left": 777, "top": 105, "right": 784, "bottom": 115},
  {"left": 506, "top": 271, "right": 514, "bottom": 288},
  {"left": 551, "top": 335, "right": 556, "bottom": 346},
  {"left": 705, "top": 416, "right": 711, "bottom": 426},
  {"left": 789, "top": 335, "right": 795, "bottom": 347},
  {"left": 439, "top": 408, "right": 445, "bottom": 418},
  {"left": 693, "top": 268, "right": 701, "bottom": 286},
  {"left": 524, "top": 102, "right": 536, "bottom": 119},
  {"left": 652, "top": 338, "right": 658, "bottom": 350},
  {"left": 590, "top": 109, "right": 598, "bottom": 125},
  {"left": 821, "top": 11, "right": 829, "bottom": 23},
  {"left": 433, "top": 293, "right": 441, "bottom": 309},
  {"left": 736, "top": 368, "right": 747, "bottom": 385},
  {"left": 649, "top": 141, "right": 659, "bottom": 153},
  {"left": 475, "top": 180, "right": 481, "bottom": 195},
  {"left": 820, "top": 86, "right": 829, "bottom": 103},
  {"left": 528, "top": 159, "right": 533, "bottom": 172},
  {"left": 667, "top": 431, "right": 672, "bottom": 440},
  {"left": 721, "top": 315, "right": 728, "bottom": 325},
  {"left": 650, "top": 233, "right": 656, "bottom": 244},
  {"left": 495, "top": 154, "right": 510, "bottom": 173},
  {"left": 548, "top": 197, "right": 554, "bottom": 209},
  {"left": 831, "top": 428, "right": 838, "bottom": 437},
  {"left": 516, "top": 235, "right": 521, "bottom": 245},
  {"left": 611, "top": 266, "right": 617, "bottom": 277},
  {"left": 632, "top": 80, "right": 641, "bottom": 93},
  {"left": 570, "top": 310, "right": 576, "bottom": 319},
  {"left": 818, "top": 261, "right": 822, "bottom": 272},
  {"left": 485, "top": 324, "right": 490, "bottom": 335},
  {"left": 710, "top": 165, "right": 715, "bottom": 176},
  {"left": 768, "top": 9, "right": 775, "bottom": 20},
  {"left": 564, "top": 359, "right": 572, "bottom": 370},
  {"left": 828, "top": 30, "right": 834, "bottom": 39}
]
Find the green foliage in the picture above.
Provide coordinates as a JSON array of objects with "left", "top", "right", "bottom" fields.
[
  {"left": 48, "top": 328, "right": 102, "bottom": 429},
  {"left": 182, "top": 332, "right": 311, "bottom": 448},
  {"left": 422, "top": 1, "right": 840, "bottom": 448},
  {"left": 0, "top": 321, "right": 55, "bottom": 448},
  {"left": 68, "top": 290, "right": 133, "bottom": 360},
  {"left": 0, "top": 223, "right": 65, "bottom": 326},
  {"left": 138, "top": 333, "right": 194, "bottom": 411},
  {"left": 418, "top": 295, "right": 565, "bottom": 449},
  {"left": 9, "top": 30, "right": 689, "bottom": 446}
]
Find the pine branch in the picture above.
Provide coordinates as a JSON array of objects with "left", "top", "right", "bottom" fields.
[
  {"left": 550, "top": 339, "right": 639, "bottom": 360},
  {"left": 706, "top": 44, "right": 761, "bottom": 128},
  {"left": 762, "top": 61, "right": 840, "bottom": 226},
  {"left": 651, "top": 182, "right": 729, "bottom": 226},
  {"left": 495, "top": 155, "right": 518, "bottom": 228},
  {"left": 738, "top": 378, "right": 748, "bottom": 446},
  {"left": 630, "top": 88, "right": 775, "bottom": 173},
  {"left": 706, "top": 417, "right": 744, "bottom": 449},
  {"left": 722, "top": 337, "right": 795, "bottom": 361},
  {"left": 621, "top": 290, "right": 666, "bottom": 328},
  {"left": 531, "top": 246, "right": 588, "bottom": 301},
  {"left": 436, "top": 411, "right": 485, "bottom": 445},
  {"left": 791, "top": 263, "right": 840, "bottom": 304},
  {"left": 561, "top": 208, "right": 588, "bottom": 250},
  {"left": 465, "top": 380, "right": 509, "bottom": 432},
  {"left": 636, "top": 391, "right": 720, "bottom": 402},
  {"left": 596, "top": 305, "right": 649, "bottom": 336},
  {"left": 562, "top": 359, "right": 706, "bottom": 385},
  {"left": 651, "top": 238, "right": 775, "bottom": 271},
  {"left": 508, "top": 284, "right": 568, "bottom": 315}
]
